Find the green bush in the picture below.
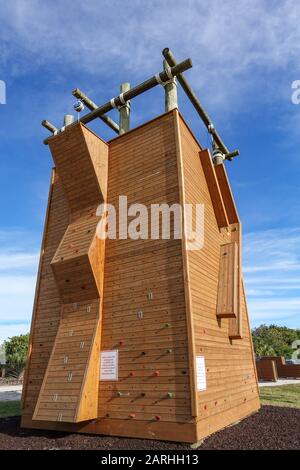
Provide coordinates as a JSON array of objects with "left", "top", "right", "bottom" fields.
[
  {"left": 4, "top": 333, "right": 29, "bottom": 375},
  {"left": 252, "top": 324, "right": 300, "bottom": 358}
]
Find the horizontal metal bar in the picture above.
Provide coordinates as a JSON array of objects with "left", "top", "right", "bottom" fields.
[
  {"left": 41, "top": 120, "right": 58, "bottom": 134},
  {"left": 72, "top": 89, "right": 119, "bottom": 133},
  {"left": 162, "top": 48, "right": 230, "bottom": 155}
]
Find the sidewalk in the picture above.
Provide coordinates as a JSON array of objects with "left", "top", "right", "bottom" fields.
[
  {"left": 0, "top": 385, "right": 22, "bottom": 401},
  {"left": 259, "top": 379, "right": 300, "bottom": 387}
]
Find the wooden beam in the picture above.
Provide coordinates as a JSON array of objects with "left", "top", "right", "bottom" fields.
[
  {"left": 72, "top": 89, "right": 119, "bottom": 134},
  {"left": 43, "top": 58, "right": 193, "bottom": 144},
  {"left": 199, "top": 149, "right": 229, "bottom": 229},
  {"left": 216, "top": 242, "right": 238, "bottom": 318},
  {"left": 119, "top": 82, "right": 130, "bottom": 134},
  {"left": 214, "top": 163, "right": 239, "bottom": 224},
  {"left": 42, "top": 120, "right": 58, "bottom": 134},
  {"left": 163, "top": 60, "right": 178, "bottom": 112},
  {"left": 228, "top": 222, "right": 243, "bottom": 339}
]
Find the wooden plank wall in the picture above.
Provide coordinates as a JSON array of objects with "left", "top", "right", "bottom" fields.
[
  {"left": 32, "top": 124, "right": 108, "bottom": 423},
  {"left": 177, "top": 114, "right": 260, "bottom": 441},
  {"left": 216, "top": 242, "right": 239, "bottom": 319},
  {"left": 21, "top": 169, "right": 70, "bottom": 419},
  {"left": 22, "top": 111, "right": 259, "bottom": 442},
  {"left": 256, "top": 359, "right": 278, "bottom": 382},
  {"left": 97, "top": 113, "right": 193, "bottom": 427}
]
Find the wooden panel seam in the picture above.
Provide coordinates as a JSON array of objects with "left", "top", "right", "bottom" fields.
[{"left": 173, "top": 109, "right": 198, "bottom": 419}]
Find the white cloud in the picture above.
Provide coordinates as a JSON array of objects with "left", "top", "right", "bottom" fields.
[
  {"left": 0, "top": 230, "right": 39, "bottom": 331},
  {"left": 0, "top": 323, "right": 30, "bottom": 345},
  {"left": 1, "top": 0, "right": 300, "bottom": 115},
  {"left": 0, "top": 252, "right": 39, "bottom": 271},
  {"left": 244, "top": 227, "right": 300, "bottom": 327}
]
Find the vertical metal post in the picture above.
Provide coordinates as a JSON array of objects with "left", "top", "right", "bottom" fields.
[
  {"left": 64, "top": 114, "right": 75, "bottom": 127},
  {"left": 163, "top": 59, "right": 178, "bottom": 112},
  {"left": 119, "top": 82, "right": 130, "bottom": 135}
]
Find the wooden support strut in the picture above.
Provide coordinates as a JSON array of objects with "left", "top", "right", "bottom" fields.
[
  {"left": 43, "top": 58, "right": 192, "bottom": 144},
  {"left": 72, "top": 89, "right": 119, "bottom": 134},
  {"left": 42, "top": 120, "right": 58, "bottom": 134},
  {"left": 163, "top": 60, "right": 178, "bottom": 112},
  {"left": 119, "top": 82, "right": 130, "bottom": 135},
  {"left": 162, "top": 48, "right": 239, "bottom": 158}
]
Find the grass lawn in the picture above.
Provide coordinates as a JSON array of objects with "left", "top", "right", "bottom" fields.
[
  {"left": 0, "top": 401, "right": 21, "bottom": 418},
  {"left": 260, "top": 384, "right": 300, "bottom": 408}
]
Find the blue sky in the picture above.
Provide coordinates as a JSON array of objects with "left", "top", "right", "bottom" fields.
[{"left": 0, "top": 0, "right": 300, "bottom": 343}]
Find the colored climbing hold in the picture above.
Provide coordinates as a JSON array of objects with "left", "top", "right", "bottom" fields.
[
  {"left": 155, "top": 415, "right": 161, "bottom": 421},
  {"left": 154, "top": 370, "right": 160, "bottom": 376},
  {"left": 167, "top": 392, "right": 174, "bottom": 398}
]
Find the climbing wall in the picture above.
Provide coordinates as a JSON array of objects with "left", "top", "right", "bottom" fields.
[
  {"left": 21, "top": 110, "right": 259, "bottom": 443},
  {"left": 96, "top": 112, "right": 194, "bottom": 439},
  {"left": 178, "top": 114, "right": 260, "bottom": 440},
  {"left": 32, "top": 123, "right": 108, "bottom": 422}
]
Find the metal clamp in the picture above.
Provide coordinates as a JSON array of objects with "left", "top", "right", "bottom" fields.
[
  {"left": 110, "top": 95, "right": 130, "bottom": 111},
  {"left": 155, "top": 72, "right": 177, "bottom": 87}
]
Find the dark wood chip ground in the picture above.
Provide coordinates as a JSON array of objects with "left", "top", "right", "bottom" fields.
[{"left": 0, "top": 406, "right": 299, "bottom": 450}]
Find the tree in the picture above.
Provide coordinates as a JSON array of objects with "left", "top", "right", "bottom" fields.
[
  {"left": 4, "top": 333, "right": 29, "bottom": 375},
  {"left": 0, "top": 342, "right": 6, "bottom": 365},
  {"left": 252, "top": 324, "right": 300, "bottom": 358}
]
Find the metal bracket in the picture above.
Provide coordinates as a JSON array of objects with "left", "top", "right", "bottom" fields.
[
  {"left": 137, "top": 310, "right": 144, "bottom": 319},
  {"left": 147, "top": 290, "right": 153, "bottom": 300}
]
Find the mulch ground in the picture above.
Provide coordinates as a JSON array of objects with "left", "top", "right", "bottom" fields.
[{"left": 0, "top": 406, "right": 299, "bottom": 450}]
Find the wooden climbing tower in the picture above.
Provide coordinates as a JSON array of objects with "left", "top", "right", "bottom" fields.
[{"left": 21, "top": 49, "right": 259, "bottom": 444}]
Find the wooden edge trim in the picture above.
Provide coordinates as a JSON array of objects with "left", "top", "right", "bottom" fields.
[
  {"left": 48, "top": 121, "right": 109, "bottom": 148},
  {"left": 21, "top": 168, "right": 56, "bottom": 409},
  {"left": 199, "top": 149, "right": 229, "bottom": 229},
  {"left": 173, "top": 109, "right": 198, "bottom": 418},
  {"left": 75, "top": 306, "right": 101, "bottom": 421},
  {"left": 242, "top": 278, "right": 260, "bottom": 396},
  {"left": 228, "top": 222, "right": 243, "bottom": 339},
  {"left": 214, "top": 163, "right": 239, "bottom": 225},
  {"left": 32, "top": 309, "right": 66, "bottom": 420},
  {"left": 21, "top": 415, "right": 197, "bottom": 443}
]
